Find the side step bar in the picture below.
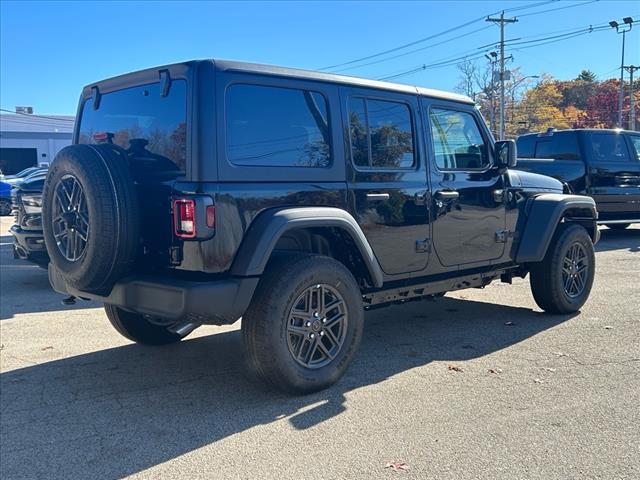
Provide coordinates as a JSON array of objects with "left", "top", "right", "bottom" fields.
[{"left": 597, "top": 219, "right": 640, "bottom": 225}]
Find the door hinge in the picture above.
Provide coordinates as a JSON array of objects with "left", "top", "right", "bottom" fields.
[
  {"left": 495, "top": 230, "right": 517, "bottom": 243},
  {"left": 415, "top": 238, "right": 431, "bottom": 253}
]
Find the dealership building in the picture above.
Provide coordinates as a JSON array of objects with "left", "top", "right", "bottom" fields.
[{"left": 0, "top": 112, "right": 74, "bottom": 175}]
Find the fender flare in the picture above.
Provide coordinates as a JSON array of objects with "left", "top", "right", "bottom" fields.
[
  {"left": 230, "top": 207, "right": 384, "bottom": 287},
  {"left": 515, "top": 194, "right": 598, "bottom": 264}
]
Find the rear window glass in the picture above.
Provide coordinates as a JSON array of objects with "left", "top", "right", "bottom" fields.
[
  {"left": 516, "top": 135, "right": 535, "bottom": 158},
  {"left": 534, "top": 132, "right": 580, "bottom": 160},
  {"left": 226, "top": 84, "right": 331, "bottom": 168},
  {"left": 78, "top": 80, "right": 187, "bottom": 172},
  {"left": 348, "top": 97, "right": 414, "bottom": 169}
]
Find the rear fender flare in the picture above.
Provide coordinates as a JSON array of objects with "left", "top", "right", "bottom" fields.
[
  {"left": 230, "top": 207, "right": 384, "bottom": 288},
  {"left": 515, "top": 194, "right": 598, "bottom": 263}
]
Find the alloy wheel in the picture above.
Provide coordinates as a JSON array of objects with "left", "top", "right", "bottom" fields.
[
  {"left": 52, "top": 174, "right": 90, "bottom": 261},
  {"left": 562, "top": 242, "right": 589, "bottom": 298}
]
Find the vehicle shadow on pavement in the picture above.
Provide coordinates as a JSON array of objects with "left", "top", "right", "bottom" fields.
[
  {"left": 0, "top": 297, "right": 575, "bottom": 479},
  {"left": 595, "top": 227, "right": 640, "bottom": 253},
  {"left": 0, "top": 236, "right": 99, "bottom": 320}
]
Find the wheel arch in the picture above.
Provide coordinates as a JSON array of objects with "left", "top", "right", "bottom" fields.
[
  {"left": 230, "top": 207, "right": 384, "bottom": 288},
  {"left": 516, "top": 193, "right": 598, "bottom": 264}
]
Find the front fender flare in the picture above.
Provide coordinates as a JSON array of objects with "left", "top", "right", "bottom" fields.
[
  {"left": 230, "top": 207, "right": 384, "bottom": 288},
  {"left": 515, "top": 194, "right": 598, "bottom": 264}
]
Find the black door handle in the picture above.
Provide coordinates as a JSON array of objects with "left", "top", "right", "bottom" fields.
[
  {"left": 434, "top": 190, "right": 459, "bottom": 200},
  {"left": 366, "top": 193, "right": 390, "bottom": 201}
]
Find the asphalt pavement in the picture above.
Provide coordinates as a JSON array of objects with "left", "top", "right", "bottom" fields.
[{"left": 1, "top": 216, "right": 638, "bottom": 479}]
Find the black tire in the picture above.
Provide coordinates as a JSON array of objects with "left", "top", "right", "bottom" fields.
[
  {"left": 42, "top": 144, "right": 139, "bottom": 293},
  {"left": 529, "top": 223, "right": 595, "bottom": 314},
  {"left": 104, "top": 304, "right": 184, "bottom": 345},
  {"left": 0, "top": 199, "right": 12, "bottom": 216},
  {"left": 242, "top": 254, "right": 364, "bottom": 394},
  {"left": 606, "top": 223, "right": 630, "bottom": 230}
]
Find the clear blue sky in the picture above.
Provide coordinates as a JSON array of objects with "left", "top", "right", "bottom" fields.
[{"left": 1, "top": 0, "right": 638, "bottom": 114}]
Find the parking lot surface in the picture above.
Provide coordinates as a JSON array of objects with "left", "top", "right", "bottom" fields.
[{"left": 1, "top": 216, "right": 638, "bottom": 479}]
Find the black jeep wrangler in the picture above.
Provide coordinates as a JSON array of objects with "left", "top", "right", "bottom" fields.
[{"left": 43, "top": 60, "right": 599, "bottom": 393}]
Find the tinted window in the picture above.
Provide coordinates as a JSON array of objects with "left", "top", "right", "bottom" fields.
[
  {"left": 226, "top": 85, "right": 331, "bottom": 167},
  {"left": 534, "top": 132, "right": 580, "bottom": 160},
  {"left": 429, "top": 109, "right": 489, "bottom": 170},
  {"left": 516, "top": 135, "right": 535, "bottom": 158},
  {"left": 348, "top": 98, "right": 414, "bottom": 169},
  {"left": 627, "top": 135, "right": 640, "bottom": 161},
  {"left": 591, "top": 133, "right": 630, "bottom": 162},
  {"left": 79, "top": 81, "right": 187, "bottom": 172}
]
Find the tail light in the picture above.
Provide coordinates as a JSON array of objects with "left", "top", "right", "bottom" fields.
[{"left": 174, "top": 199, "right": 196, "bottom": 238}]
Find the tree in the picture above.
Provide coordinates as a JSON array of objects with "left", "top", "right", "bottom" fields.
[
  {"left": 454, "top": 59, "right": 478, "bottom": 100},
  {"left": 576, "top": 70, "right": 597, "bottom": 82}
]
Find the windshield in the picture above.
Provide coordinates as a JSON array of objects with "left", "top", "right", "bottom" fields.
[{"left": 78, "top": 80, "right": 187, "bottom": 174}]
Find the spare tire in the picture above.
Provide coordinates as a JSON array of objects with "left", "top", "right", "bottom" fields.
[{"left": 42, "top": 144, "right": 139, "bottom": 293}]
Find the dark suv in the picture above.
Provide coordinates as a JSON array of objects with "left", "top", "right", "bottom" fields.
[{"left": 43, "top": 60, "right": 599, "bottom": 393}]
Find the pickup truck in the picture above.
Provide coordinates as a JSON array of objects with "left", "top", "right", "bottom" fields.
[{"left": 516, "top": 129, "right": 640, "bottom": 229}]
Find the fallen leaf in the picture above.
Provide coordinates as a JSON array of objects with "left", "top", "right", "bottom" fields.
[
  {"left": 533, "top": 378, "right": 544, "bottom": 384},
  {"left": 40, "top": 346, "right": 53, "bottom": 351},
  {"left": 488, "top": 368, "right": 503, "bottom": 374},
  {"left": 448, "top": 364, "right": 463, "bottom": 372},
  {"left": 542, "top": 367, "right": 556, "bottom": 373},
  {"left": 385, "top": 462, "right": 410, "bottom": 472},
  {"left": 553, "top": 351, "right": 567, "bottom": 357}
]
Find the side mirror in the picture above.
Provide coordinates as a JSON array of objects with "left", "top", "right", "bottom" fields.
[{"left": 495, "top": 140, "right": 517, "bottom": 169}]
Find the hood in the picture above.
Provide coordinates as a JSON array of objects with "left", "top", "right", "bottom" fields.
[{"left": 508, "top": 169, "right": 563, "bottom": 193}]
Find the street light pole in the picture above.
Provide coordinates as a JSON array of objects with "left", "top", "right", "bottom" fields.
[{"left": 610, "top": 17, "right": 634, "bottom": 128}]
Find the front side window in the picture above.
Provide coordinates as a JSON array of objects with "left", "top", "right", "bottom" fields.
[
  {"left": 429, "top": 108, "right": 489, "bottom": 170},
  {"left": 348, "top": 97, "right": 415, "bottom": 169},
  {"left": 226, "top": 84, "right": 331, "bottom": 168},
  {"left": 78, "top": 80, "right": 187, "bottom": 172},
  {"left": 591, "top": 133, "right": 630, "bottom": 162},
  {"left": 626, "top": 135, "right": 640, "bottom": 161}
]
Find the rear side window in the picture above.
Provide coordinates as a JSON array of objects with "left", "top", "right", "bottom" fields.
[
  {"left": 226, "top": 84, "right": 331, "bottom": 168},
  {"left": 534, "top": 132, "right": 580, "bottom": 160},
  {"left": 78, "top": 80, "right": 187, "bottom": 172},
  {"left": 591, "top": 133, "right": 630, "bottom": 162},
  {"left": 626, "top": 135, "right": 640, "bottom": 161},
  {"left": 429, "top": 108, "right": 489, "bottom": 170},
  {"left": 348, "top": 97, "right": 415, "bottom": 169}
]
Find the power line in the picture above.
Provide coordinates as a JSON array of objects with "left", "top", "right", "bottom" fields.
[
  {"left": 319, "top": 0, "right": 558, "bottom": 71},
  {"left": 516, "top": 0, "right": 599, "bottom": 18}
]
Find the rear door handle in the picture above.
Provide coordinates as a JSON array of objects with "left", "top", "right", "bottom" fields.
[
  {"left": 366, "top": 193, "right": 390, "bottom": 201},
  {"left": 434, "top": 190, "right": 459, "bottom": 200}
]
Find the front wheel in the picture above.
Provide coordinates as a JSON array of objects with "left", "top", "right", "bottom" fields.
[
  {"left": 0, "top": 199, "right": 12, "bottom": 216},
  {"left": 529, "top": 223, "right": 595, "bottom": 314},
  {"left": 242, "top": 254, "right": 364, "bottom": 394}
]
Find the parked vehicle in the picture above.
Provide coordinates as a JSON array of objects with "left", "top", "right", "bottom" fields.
[
  {"left": 2, "top": 166, "right": 44, "bottom": 185},
  {"left": 43, "top": 60, "right": 599, "bottom": 393},
  {"left": 0, "top": 181, "right": 12, "bottom": 216},
  {"left": 516, "top": 129, "right": 640, "bottom": 229},
  {"left": 10, "top": 172, "right": 48, "bottom": 266}
]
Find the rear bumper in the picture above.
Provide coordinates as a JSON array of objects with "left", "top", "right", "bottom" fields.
[{"left": 48, "top": 265, "right": 259, "bottom": 325}]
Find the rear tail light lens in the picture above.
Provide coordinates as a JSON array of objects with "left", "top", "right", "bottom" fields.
[
  {"left": 206, "top": 205, "right": 215, "bottom": 228},
  {"left": 174, "top": 199, "right": 196, "bottom": 238}
]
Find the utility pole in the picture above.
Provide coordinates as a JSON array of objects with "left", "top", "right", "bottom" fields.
[
  {"left": 610, "top": 18, "right": 634, "bottom": 128},
  {"left": 485, "top": 52, "right": 498, "bottom": 136},
  {"left": 624, "top": 65, "right": 639, "bottom": 131},
  {"left": 487, "top": 11, "right": 517, "bottom": 140}
]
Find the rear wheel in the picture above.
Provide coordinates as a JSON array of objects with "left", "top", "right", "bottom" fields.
[
  {"left": 104, "top": 304, "right": 186, "bottom": 345},
  {"left": 242, "top": 254, "right": 363, "bottom": 394},
  {"left": 529, "top": 223, "right": 595, "bottom": 314},
  {"left": 606, "top": 223, "right": 630, "bottom": 230}
]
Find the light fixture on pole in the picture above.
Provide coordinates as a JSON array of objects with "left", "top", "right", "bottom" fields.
[{"left": 610, "top": 17, "right": 634, "bottom": 128}]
